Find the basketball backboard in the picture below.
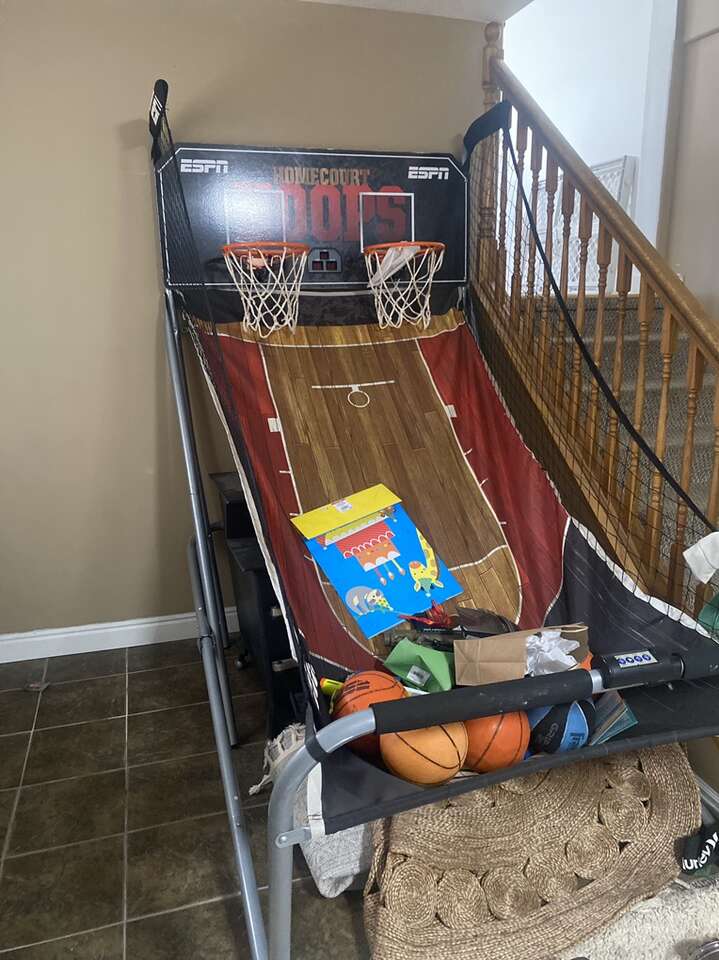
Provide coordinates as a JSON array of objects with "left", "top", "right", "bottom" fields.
[{"left": 156, "top": 144, "right": 467, "bottom": 289}]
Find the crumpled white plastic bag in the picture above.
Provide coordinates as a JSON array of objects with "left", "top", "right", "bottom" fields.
[{"left": 526, "top": 628, "right": 579, "bottom": 676}]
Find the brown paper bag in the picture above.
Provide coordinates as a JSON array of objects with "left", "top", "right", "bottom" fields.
[{"left": 454, "top": 623, "right": 588, "bottom": 686}]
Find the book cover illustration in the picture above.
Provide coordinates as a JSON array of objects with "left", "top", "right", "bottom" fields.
[{"left": 291, "top": 485, "right": 463, "bottom": 639}]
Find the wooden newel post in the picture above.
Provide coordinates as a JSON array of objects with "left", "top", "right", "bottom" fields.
[
  {"left": 482, "top": 21, "right": 503, "bottom": 111},
  {"left": 477, "top": 21, "right": 504, "bottom": 292}
]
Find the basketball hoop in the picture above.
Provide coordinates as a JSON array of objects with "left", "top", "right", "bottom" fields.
[
  {"left": 222, "top": 241, "right": 310, "bottom": 338},
  {"left": 363, "top": 241, "right": 445, "bottom": 329}
]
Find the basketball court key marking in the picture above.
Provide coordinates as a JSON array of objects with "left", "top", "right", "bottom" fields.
[{"left": 310, "top": 379, "right": 396, "bottom": 408}]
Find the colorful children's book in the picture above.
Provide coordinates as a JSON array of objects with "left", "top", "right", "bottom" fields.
[{"left": 291, "top": 485, "right": 463, "bottom": 640}]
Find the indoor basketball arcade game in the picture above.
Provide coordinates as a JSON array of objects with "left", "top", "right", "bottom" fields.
[{"left": 148, "top": 79, "right": 719, "bottom": 960}]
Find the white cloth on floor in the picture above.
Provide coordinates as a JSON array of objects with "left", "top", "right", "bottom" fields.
[
  {"left": 250, "top": 723, "right": 372, "bottom": 898},
  {"left": 684, "top": 532, "right": 719, "bottom": 584},
  {"left": 294, "top": 775, "right": 373, "bottom": 898}
]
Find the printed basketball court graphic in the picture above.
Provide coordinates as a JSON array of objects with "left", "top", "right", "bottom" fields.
[
  {"left": 261, "top": 319, "right": 521, "bottom": 645},
  {"left": 199, "top": 312, "right": 568, "bottom": 668}
]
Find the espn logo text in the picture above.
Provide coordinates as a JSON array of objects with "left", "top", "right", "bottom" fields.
[
  {"left": 408, "top": 164, "right": 449, "bottom": 181},
  {"left": 180, "top": 158, "right": 229, "bottom": 174}
]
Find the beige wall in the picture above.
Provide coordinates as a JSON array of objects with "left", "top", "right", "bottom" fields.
[
  {"left": 683, "top": 0, "right": 719, "bottom": 42},
  {"left": 665, "top": 3, "right": 719, "bottom": 319},
  {"left": 0, "top": 0, "right": 487, "bottom": 633}
]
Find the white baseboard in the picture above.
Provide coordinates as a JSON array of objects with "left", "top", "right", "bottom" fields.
[{"left": 0, "top": 608, "right": 239, "bottom": 664}]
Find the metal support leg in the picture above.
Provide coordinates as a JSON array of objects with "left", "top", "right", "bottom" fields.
[
  {"left": 166, "top": 293, "right": 232, "bottom": 646},
  {"left": 266, "top": 711, "right": 376, "bottom": 960},
  {"left": 201, "top": 636, "right": 268, "bottom": 960},
  {"left": 165, "top": 291, "right": 267, "bottom": 954},
  {"left": 187, "top": 536, "right": 239, "bottom": 746},
  {"left": 164, "top": 291, "right": 238, "bottom": 745}
]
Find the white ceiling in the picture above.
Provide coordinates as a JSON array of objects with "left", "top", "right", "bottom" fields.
[{"left": 298, "top": 0, "right": 532, "bottom": 23}]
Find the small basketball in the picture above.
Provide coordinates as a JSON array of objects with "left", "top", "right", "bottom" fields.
[
  {"left": 380, "top": 722, "right": 468, "bottom": 785},
  {"left": 464, "top": 711, "right": 530, "bottom": 773},
  {"left": 333, "top": 670, "right": 407, "bottom": 755},
  {"left": 528, "top": 700, "right": 596, "bottom": 754}
]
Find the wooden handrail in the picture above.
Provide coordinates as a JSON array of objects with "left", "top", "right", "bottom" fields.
[{"left": 491, "top": 58, "right": 719, "bottom": 369}]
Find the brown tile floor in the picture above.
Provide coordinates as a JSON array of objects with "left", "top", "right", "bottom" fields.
[{"left": 0, "top": 640, "right": 367, "bottom": 958}]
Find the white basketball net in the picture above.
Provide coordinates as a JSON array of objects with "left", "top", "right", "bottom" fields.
[
  {"left": 364, "top": 242, "right": 445, "bottom": 329},
  {"left": 223, "top": 243, "right": 309, "bottom": 338}
]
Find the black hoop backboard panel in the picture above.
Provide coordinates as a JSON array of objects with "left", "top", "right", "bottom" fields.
[{"left": 156, "top": 144, "right": 467, "bottom": 289}]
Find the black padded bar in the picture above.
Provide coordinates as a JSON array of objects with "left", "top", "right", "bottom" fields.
[
  {"left": 148, "top": 79, "right": 169, "bottom": 163},
  {"left": 463, "top": 100, "right": 511, "bottom": 159},
  {"left": 681, "top": 640, "right": 719, "bottom": 681},
  {"left": 595, "top": 653, "right": 684, "bottom": 690},
  {"left": 371, "top": 670, "right": 595, "bottom": 735}
]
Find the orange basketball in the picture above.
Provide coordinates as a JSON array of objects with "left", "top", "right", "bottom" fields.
[
  {"left": 577, "top": 653, "right": 594, "bottom": 671},
  {"left": 380, "top": 722, "right": 468, "bottom": 785},
  {"left": 333, "top": 670, "right": 407, "bottom": 755},
  {"left": 464, "top": 711, "right": 530, "bottom": 773}
]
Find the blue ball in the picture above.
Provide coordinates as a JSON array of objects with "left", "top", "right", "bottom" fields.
[{"left": 527, "top": 700, "right": 595, "bottom": 754}]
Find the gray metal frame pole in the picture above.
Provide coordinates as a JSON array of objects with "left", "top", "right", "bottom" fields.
[
  {"left": 187, "top": 537, "right": 267, "bottom": 957},
  {"left": 266, "top": 711, "right": 376, "bottom": 960},
  {"left": 200, "top": 634, "right": 268, "bottom": 959},
  {"left": 164, "top": 291, "right": 238, "bottom": 744},
  {"left": 186, "top": 536, "right": 237, "bottom": 741},
  {"left": 166, "top": 291, "right": 232, "bottom": 652}
]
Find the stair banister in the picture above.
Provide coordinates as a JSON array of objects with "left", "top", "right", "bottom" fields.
[
  {"left": 476, "top": 22, "right": 719, "bottom": 609},
  {"left": 489, "top": 56, "right": 719, "bottom": 371}
]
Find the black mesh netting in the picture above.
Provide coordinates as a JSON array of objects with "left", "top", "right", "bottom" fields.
[{"left": 466, "top": 103, "right": 719, "bottom": 638}]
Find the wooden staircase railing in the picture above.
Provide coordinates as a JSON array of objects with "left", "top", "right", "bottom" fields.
[{"left": 474, "top": 25, "right": 719, "bottom": 615}]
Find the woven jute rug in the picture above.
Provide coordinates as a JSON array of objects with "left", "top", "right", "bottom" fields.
[{"left": 364, "top": 744, "right": 700, "bottom": 960}]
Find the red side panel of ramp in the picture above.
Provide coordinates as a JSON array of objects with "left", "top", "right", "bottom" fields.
[
  {"left": 199, "top": 330, "right": 376, "bottom": 673},
  {"left": 419, "top": 325, "right": 567, "bottom": 627}
]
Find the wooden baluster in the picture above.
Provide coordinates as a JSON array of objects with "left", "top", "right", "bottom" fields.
[
  {"left": 510, "top": 115, "right": 528, "bottom": 353},
  {"left": 694, "top": 377, "right": 719, "bottom": 615},
  {"left": 477, "top": 132, "right": 498, "bottom": 292},
  {"left": 623, "top": 276, "right": 654, "bottom": 526},
  {"left": 479, "top": 21, "right": 502, "bottom": 294},
  {"left": 523, "top": 130, "right": 543, "bottom": 354},
  {"left": 587, "top": 222, "right": 613, "bottom": 457},
  {"left": 605, "top": 248, "right": 633, "bottom": 501},
  {"left": 553, "top": 175, "right": 575, "bottom": 412},
  {"left": 569, "top": 196, "right": 593, "bottom": 433},
  {"left": 495, "top": 125, "right": 510, "bottom": 309},
  {"left": 644, "top": 307, "right": 677, "bottom": 588},
  {"left": 537, "top": 153, "right": 558, "bottom": 385},
  {"left": 668, "top": 340, "right": 706, "bottom": 604},
  {"left": 706, "top": 377, "right": 719, "bottom": 526},
  {"left": 559, "top": 176, "right": 575, "bottom": 297}
]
